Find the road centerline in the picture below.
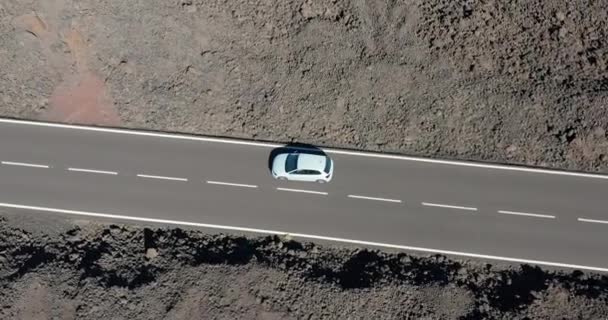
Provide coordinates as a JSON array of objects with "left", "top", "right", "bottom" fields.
[
  {"left": 276, "top": 187, "right": 328, "bottom": 195},
  {"left": 347, "top": 194, "right": 402, "bottom": 203},
  {"left": 137, "top": 174, "right": 188, "bottom": 182},
  {"left": 68, "top": 167, "right": 118, "bottom": 175},
  {"left": 207, "top": 180, "right": 258, "bottom": 188},
  {"left": 498, "top": 210, "right": 555, "bottom": 219},
  {"left": 4, "top": 118, "right": 608, "bottom": 180},
  {"left": 1, "top": 161, "right": 50, "bottom": 169},
  {"left": 578, "top": 218, "right": 608, "bottom": 225},
  {"left": 422, "top": 202, "right": 478, "bottom": 211}
]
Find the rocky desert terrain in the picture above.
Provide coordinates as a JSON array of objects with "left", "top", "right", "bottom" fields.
[
  {"left": 1, "top": 0, "right": 608, "bottom": 171},
  {"left": 1, "top": 211, "right": 608, "bottom": 319},
  {"left": 2, "top": 0, "right": 608, "bottom": 318}
]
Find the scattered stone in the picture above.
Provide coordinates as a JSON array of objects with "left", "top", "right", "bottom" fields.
[
  {"left": 145, "top": 248, "right": 158, "bottom": 259},
  {"left": 506, "top": 145, "right": 518, "bottom": 153}
]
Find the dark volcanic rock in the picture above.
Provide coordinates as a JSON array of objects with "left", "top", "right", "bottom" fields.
[{"left": 0, "top": 216, "right": 607, "bottom": 319}]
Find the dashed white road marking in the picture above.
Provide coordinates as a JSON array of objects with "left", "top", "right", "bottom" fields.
[
  {"left": 422, "top": 202, "right": 478, "bottom": 211},
  {"left": 276, "top": 187, "right": 328, "bottom": 195},
  {"left": 578, "top": 218, "right": 608, "bottom": 225},
  {"left": 207, "top": 180, "right": 258, "bottom": 188},
  {"left": 498, "top": 210, "right": 555, "bottom": 219},
  {"left": 68, "top": 167, "right": 118, "bottom": 175},
  {"left": 3, "top": 118, "right": 608, "bottom": 180},
  {"left": 1, "top": 161, "right": 50, "bottom": 169},
  {"left": 137, "top": 174, "right": 188, "bottom": 182},
  {"left": 0, "top": 201, "right": 607, "bottom": 273},
  {"left": 347, "top": 195, "right": 402, "bottom": 203}
]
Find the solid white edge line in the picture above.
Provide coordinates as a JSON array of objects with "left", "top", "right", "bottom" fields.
[
  {"left": 422, "top": 202, "right": 478, "bottom": 211},
  {"left": 498, "top": 210, "right": 556, "bottom": 219},
  {"left": 347, "top": 195, "right": 402, "bottom": 203},
  {"left": 2, "top": 118, "right": 608, "bottom": 180},
  {"left": 68, "top": 168, "right": 118, "bottom": 175},
  {"left": 0, "top": 118, "right": 276, "bottom": 148},
  {"left": 578, "top": 218, "right": 608, "bottom": 225},
  {"left": 137, "top": 174, "right": 188, "bottom": 182},
  {"left": 1, "top": 161, "right": 50, "bottom": 168},
  {"left": 0, "top": 202, "right": 607, "bottom": 273},
  {"left": 207, "top": 180, "right": 258, "bottom": 188},
  {"left": 276, "top": 187, "right": 328, "bottom": 195}
]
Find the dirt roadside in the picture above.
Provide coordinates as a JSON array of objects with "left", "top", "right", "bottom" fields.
[
  {"left": 1, "top": 211, "right": 607, "bottom": 319},
  {"left": 1, "top": 0, "right": 608, "bottom": 172},
  {"left": 2, "top": 1, "right": 608, "bottom": 318}
]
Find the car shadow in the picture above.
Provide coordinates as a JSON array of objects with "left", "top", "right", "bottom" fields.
[{"left": 267, "top": 142, "right": 328, "bottom": 173}]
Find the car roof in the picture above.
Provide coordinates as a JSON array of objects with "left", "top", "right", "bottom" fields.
[{"left": 296, "top": 153, "right": 327, "bottom": 172}]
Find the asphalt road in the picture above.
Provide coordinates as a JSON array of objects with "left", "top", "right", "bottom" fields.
[{"left": 0, "top": 118, "right": 607, "bottom": 272}]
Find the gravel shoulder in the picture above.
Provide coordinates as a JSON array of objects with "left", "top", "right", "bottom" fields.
[
  {"left": 1, "top": 0, "right": 608, "bottom": 172},
  {"left": 1, "top": 211, "right": 608, "bottom": 319}
]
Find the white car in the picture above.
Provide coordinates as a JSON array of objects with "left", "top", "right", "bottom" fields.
[{"left": 271, "top": 151, "right": 334, "bottom": 183}]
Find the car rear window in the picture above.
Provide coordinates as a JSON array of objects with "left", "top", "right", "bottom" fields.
[
  {"left": 285, "top": 154, "right": 299, "bottom": 172},
  {"left": 323, "top": 157, "right": 332, "bottom": 173}
]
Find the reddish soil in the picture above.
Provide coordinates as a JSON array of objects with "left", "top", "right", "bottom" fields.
[
  {"left": 10, "top": 11, "right": 120, "bottom": 126},
  {"left": 46, "top": 71, "right": 120, "bottom": 125}
]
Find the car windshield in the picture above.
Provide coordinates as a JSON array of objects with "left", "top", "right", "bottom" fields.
[
  {"left": 295, "top": 170, "right": 320, "bottom": 175},
  {"left": 323, "top": 157, "right": 332, "bottom": 173},
  {"left": 285, "top": 154, "right": 299, "bottom": 172}
]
